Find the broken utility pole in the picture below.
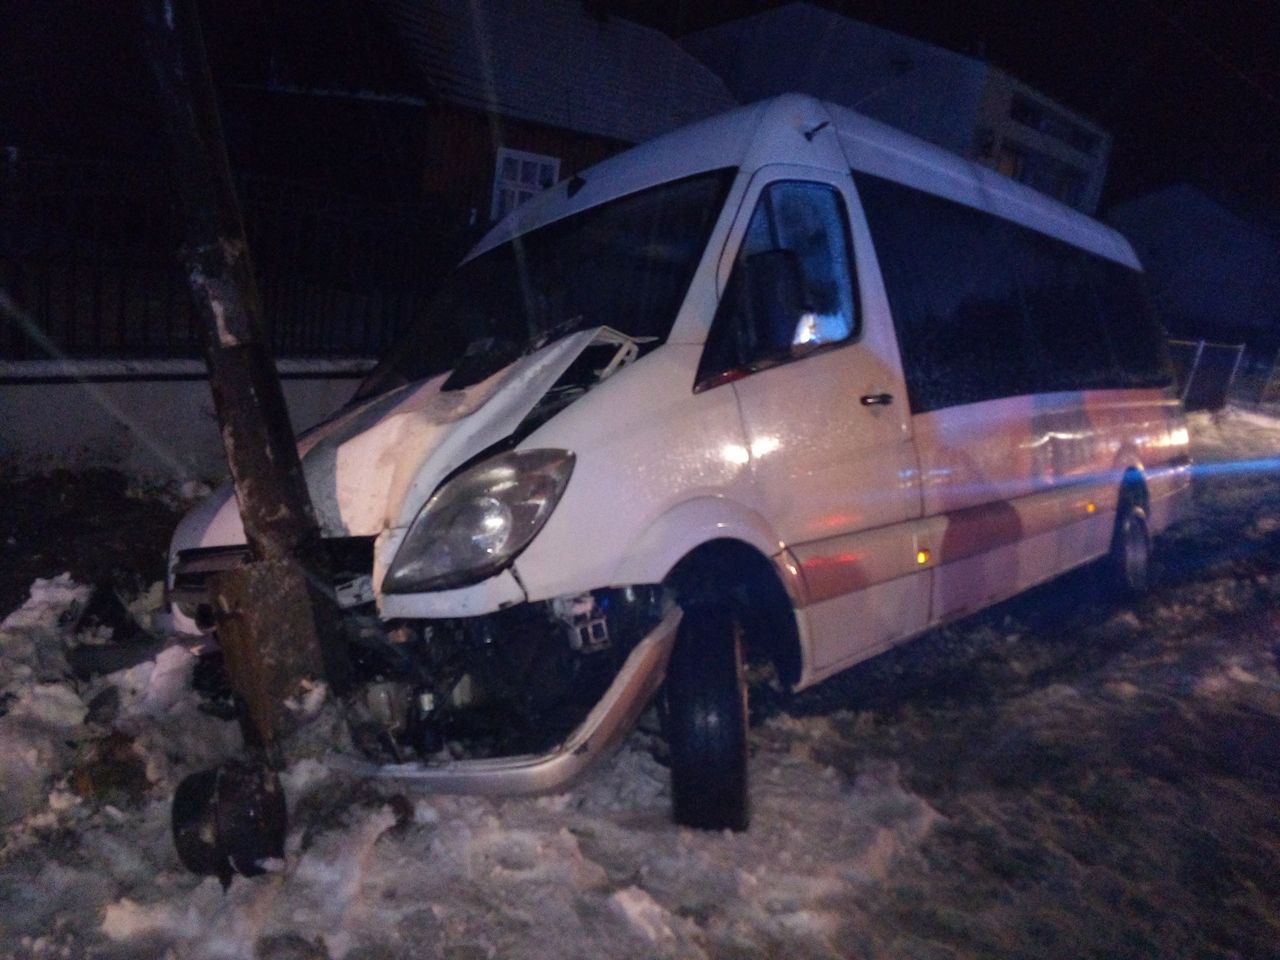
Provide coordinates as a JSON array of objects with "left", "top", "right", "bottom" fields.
[{"left": 141, "top": 0, "right": 352, "bottom": 878}]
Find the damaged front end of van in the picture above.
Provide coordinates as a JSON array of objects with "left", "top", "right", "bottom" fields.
[
  {"left": 169, "top": 325, "right": 684, "bottom": 793},
  {"left": 168, "top": 152, "right": 746, "bottom": 795}
]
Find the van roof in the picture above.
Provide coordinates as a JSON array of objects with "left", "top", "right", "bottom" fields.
[{"left": 471, "top": 93, "right": 1139, "bottom": 269}]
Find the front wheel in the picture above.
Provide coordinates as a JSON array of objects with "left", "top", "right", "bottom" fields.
[
  {"left": 1106, "top": 499, "right": 1152, "bottom": 599},
  {"left": 665, "top": 605, "right": 749, "bottom": 831}
]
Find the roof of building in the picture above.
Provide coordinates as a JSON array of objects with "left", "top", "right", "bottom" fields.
[
  {"left": 679, "top": 2, "right": 990, "bottom": 155},
  {"left": 1107, "top": 184, "right": 1280, "bottom": 327},
  {"left": 1109, "top": 183, "right": 1260, "bottom": 236},
  {"left": 375, "top": 0, "right": 737, "bottom": 144},
  {"left": 682, "top": 2, "right": 985, "bottom": 99}
]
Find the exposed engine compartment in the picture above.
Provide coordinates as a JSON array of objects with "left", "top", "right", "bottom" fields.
[
  {"left": 191, "top": 584, "right": 668, "bottom": 764},
  {"left": 174, "top": 326, "right": 666, "bottom": 762},
  {"left": 342, "top": 585, "right": 665, "bottom": 762}
]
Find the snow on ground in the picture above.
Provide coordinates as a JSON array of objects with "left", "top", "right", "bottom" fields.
[
  {"left": 1187, "top": 405, "right": 1280, "bottom": 461},
  {"left": 2, "top": 405, "right": 1280, "bottom": 959},
  {"left": 0, "top": 581, "right": 936, "bottom": 960}
]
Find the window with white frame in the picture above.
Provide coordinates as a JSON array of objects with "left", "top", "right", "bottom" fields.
[{"left": 491, "top": 148, "right": 560, "bottom": 221}]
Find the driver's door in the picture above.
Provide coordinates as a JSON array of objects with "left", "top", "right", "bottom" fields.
[{"left": 701, "top": 166, "right": 926, "bottom": 674}]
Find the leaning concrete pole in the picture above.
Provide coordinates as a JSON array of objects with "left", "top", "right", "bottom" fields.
[{"left": 141, "top": 0, "right": 350, "bottom": 761}]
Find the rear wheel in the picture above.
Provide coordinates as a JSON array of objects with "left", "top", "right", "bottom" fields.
[
  {"left": 666, "top": 605, "right": 749, "bottom": 831},
  {"left": 1107, "top": 497, "right": 1151, "bottom": 599}
]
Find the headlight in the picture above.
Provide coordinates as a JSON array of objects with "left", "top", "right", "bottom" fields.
[{"left": 383, "top": 449, "right": 575, "bottom": 593}]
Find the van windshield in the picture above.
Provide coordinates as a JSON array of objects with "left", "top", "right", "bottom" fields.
[{"left": 356, "top": 169, "right": 734, "bottom": 399}]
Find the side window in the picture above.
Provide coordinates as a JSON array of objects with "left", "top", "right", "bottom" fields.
[
  {"left": 1013, "top": 232, "right": 1120, "bottom": 391},
  {"left": 855, "top": 170, "right": 1170, "bottom": 410},
  {"left": 853, "top": 172, "right": 1033, "bottom": 411},
  {"left": 491, "top": 147, "right": 560, "bottom": 221},
  {"left": 1095, "top": 262, "right": 1173, "bottom": 387},
  {"left": 698, "top": 182, "right": 858, "bottom": 387}
]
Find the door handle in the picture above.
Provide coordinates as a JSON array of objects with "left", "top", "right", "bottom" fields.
[{"left": 860, "top": 392, "right": 893, "bottom": 406}]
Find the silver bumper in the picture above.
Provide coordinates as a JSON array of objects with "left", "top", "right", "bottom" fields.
[{"left": 327, "top": 607, "right": 681, "bottom": 795}]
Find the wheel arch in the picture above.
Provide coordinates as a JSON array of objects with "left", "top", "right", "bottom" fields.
[
  {"left": 664, "top": 537, "right": 803, "bottom": 690},
  {"left": 608, "top": 495, "right": 782, "bottom": 585},
  {"left": 1108, "top": 444, "right": 1150, "bottom": 508},
  {"left": 1118, "top": 464, "right": 1150, "bottom": 513}
]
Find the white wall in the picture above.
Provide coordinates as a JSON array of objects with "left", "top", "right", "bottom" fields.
[
  {"left": 975, "top": 69, "right": 1111, "bottom": 215},
  {"left": 0, "top": 359, "right": 373, "bottom": 480}
]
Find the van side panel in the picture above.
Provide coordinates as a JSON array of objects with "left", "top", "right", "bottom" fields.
[
  {"left": 912, "top": 389, "right": 1188, "bottom": 624},
  {"left": 835, "top": 137, "right": 1190, "bottom": 636}
]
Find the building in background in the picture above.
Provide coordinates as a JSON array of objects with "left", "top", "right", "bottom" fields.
[
  {"left": 1107, "top": 184, "right": 1280, "bottom": 349},
  {"left": 681, "top": 2, "right": 1110, "bottom": 213},
  {"left": 1, "top": 0, "right": 735, "bottom": 363},
  {"left": 225, "top": 0, "right": 735, "bottom": 224}
]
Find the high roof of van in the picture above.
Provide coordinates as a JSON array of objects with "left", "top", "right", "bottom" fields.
[{"left": 471, "top": 94, "right": 1139, "bottom": 269}]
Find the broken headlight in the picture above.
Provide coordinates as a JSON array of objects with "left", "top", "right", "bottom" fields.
[{"left": 383, "top": 449, "right": 575, "bottom": 593}]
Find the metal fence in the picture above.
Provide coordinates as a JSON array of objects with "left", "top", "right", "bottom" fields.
[
  {"left": 237, "top": 176, "right": 472, "bottom": 357},
  {"left": 1259, "top": 350, "right": 1280, "bottom": 404},
  {"left": 0, "top": 157, "right": 198, "bottom": 358},
  {"left": 1168, "top": 339, "right": 1246, "bottom": 412},
  {"left": 0, "top": 156, "right": 471, "bottom": 361}
]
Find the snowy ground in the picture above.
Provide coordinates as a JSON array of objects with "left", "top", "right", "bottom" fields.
[{"left": 2, "top": 408, "right": 1280, "bottom": 959}]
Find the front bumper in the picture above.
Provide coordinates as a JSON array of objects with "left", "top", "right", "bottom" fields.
[
  {"left": 169, "top": 538, "right": 378, "bottom": 632},
  {"left": 327, "top": 606, "right": 681, "bottom": 794},
  {"left": 169, "top": 536, "right": 528, "bottom": 625}
]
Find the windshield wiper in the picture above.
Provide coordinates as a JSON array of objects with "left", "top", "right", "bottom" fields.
[
  {"left": 529, "top": 313, "right": 591, "bottom": 353},
  {"left": 441, "top": 336, "right": 524, "bottom": 391}
]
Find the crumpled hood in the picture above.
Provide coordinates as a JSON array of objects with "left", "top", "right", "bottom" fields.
[{"left": 177, "top": 329, "right": 611, "bottom": 550}]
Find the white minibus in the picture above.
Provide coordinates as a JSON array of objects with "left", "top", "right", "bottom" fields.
[{"left": 169, "top": 94, "right": 1191, "bottom": 830}]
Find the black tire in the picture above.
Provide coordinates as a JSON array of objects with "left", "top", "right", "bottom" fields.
[
  {"left": 1106, "top": 497, "right": 1152, "bottom": 599},
  {"left": 666, "top": 605, "right": 749, "bottom": 831}
]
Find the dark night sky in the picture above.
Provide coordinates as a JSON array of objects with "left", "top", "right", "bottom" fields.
[{"left": 3, "top": 0, "right": 1278, "bottom": 217}]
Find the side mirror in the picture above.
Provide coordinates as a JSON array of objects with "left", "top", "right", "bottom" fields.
[{"left": 741, "top": 249, "right": 808, "bottom": 356}]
